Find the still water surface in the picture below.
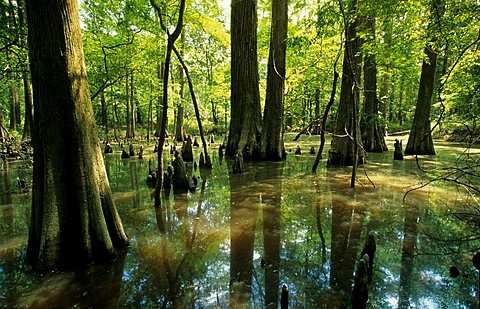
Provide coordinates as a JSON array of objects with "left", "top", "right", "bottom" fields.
[{"left": 1, "top": 135, "right": 479, "bottom": 308}]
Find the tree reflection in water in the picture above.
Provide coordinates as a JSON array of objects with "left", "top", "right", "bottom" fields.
[{"left": 1, "top": 143, "right": 480, "bottom": 307}]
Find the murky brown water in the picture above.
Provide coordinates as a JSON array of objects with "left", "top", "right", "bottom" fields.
[{"left": 1, "top": 134, "right": 479, "bottom": 308}]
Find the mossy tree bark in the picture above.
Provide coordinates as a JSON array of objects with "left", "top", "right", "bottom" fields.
[
  {"left": 328, "top": 0, "right": 363, "bottom": 167},
  {"left": 259, "top": 0, "right": 287, "bottom": 161},
  {"left": 227, "top": 0, "right": 262, "bottom": 159},
  {"left": 25, "top": 0, "right": 128, "bottom": 272}
]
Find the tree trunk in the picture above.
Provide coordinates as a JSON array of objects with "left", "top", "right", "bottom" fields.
[
  {"left": 211, "top": 100, "right": 218, "bottom": 126},
  {"left": 125, "top": 73, "right": 133, "bottom": 138},
  {"left": 312, "top": 70, "right": 339, "bottom": 172},
  {"left": 147, "top": 89, "right": 153, "bottom": 142},
  {"left": 9, "top": 80, "right": 20, "bottom": 131},
  {"left": 227, "top": 0, "right": 262, "bottom": 159},
  {"left": 175, "top": 34, "right": 185, "bottom": 142},
  {"left": 173, "top": 45, "right": 212, "bottom": 167},
  {"left": 379, "top": 20, "right": 392, "bottom": 134},
  {"left": 361, "top": 16, "right": 387, "bottom": 153},
  {"left": 154, "top": 62, "right": 165, "bottom": 137},
  {"left": 100, "top": 89, "right": 108, "bottom": 139},
  {"left": 150, "top": 0, "right": 186, "bottom": 209},
  {"left": 175, "top": 74, "right": 184, "bottom": 142},
  {"left": 130, "top": 72, "right": 135, "bottom": 137},
  {"left": 404, "top": 45, "right": 437, "bottom": 155},
  {"left": 328, "top": 0, "right": 363, "bottom": 167},
  {"left": 404, "top": 0, "right": 443, "bottom": 155},
  {"left": 25, "top": 0, "right": 128, "bottom": 272},
  {"left": 259, "top": 0, "right": 288, "bottom": 161},
  {"left": 0, "top": 109, "right": 9, "bottom": 142},
  {"left": 22, "top": 73, "right": 33, "bottom": 141}
]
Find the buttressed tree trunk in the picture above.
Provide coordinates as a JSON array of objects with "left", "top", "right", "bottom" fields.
[
  {"left": 25, "top": 0, "right": 128, "bottom": 272},
  {"left": 227, "top": 0, "right": 262, "bottom": 159},
  {"left": 404, "top": 0, "right": 442, "bottom": 155},
  {"left": 260, "top": 0, "right": 288, "bottom": 161},
  {"left": 404, "top": 45, "right": 437, "bottom": 155},
  {"left": 328, "top": 0, "right": 363, "bottom": 167}
]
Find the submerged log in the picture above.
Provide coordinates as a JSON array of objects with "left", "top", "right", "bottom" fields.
[
  {"left": 388, "top": 130, "right": 410, "bottom": 136},
  {"left": 394, "top": 139, "right": 404, "bottom": 160}
]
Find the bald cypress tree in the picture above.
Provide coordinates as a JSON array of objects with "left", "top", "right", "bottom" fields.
[
  {"left": 227, "top": 0, "right": 262, "bottom": 159},
  {"left": 25, "top": 0, "right": 128, "bottom": 271}
]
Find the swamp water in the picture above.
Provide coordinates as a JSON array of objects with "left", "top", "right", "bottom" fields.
[{"left": 1, "top": 135, "right": 480, "bottom": 308}]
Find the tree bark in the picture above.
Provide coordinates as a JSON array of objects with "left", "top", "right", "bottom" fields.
[
  {"left": 404, "top": 45, "right": 437, "bottom": 155},
  {"left": 227, "top": 0, "right": 262, "bottom": 159},
  {"left": 25, "top": 0, "right": 128, "bottom": 271},
  {"left": 328, "top": 0, "right": 363, "bottom": 167},
  {"left": 259, "top": 0, "right": 288, "bottom": 161},
  {"left": 404, "top": 0, "right": 443, "bottom": 155},
  {"left": 361, "top": 16, "right": 387, "bottom": 153}
]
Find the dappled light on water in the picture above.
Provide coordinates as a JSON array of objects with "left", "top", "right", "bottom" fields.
[{"left": 1, "top": 136, "right": 480, "bottom": 307}]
